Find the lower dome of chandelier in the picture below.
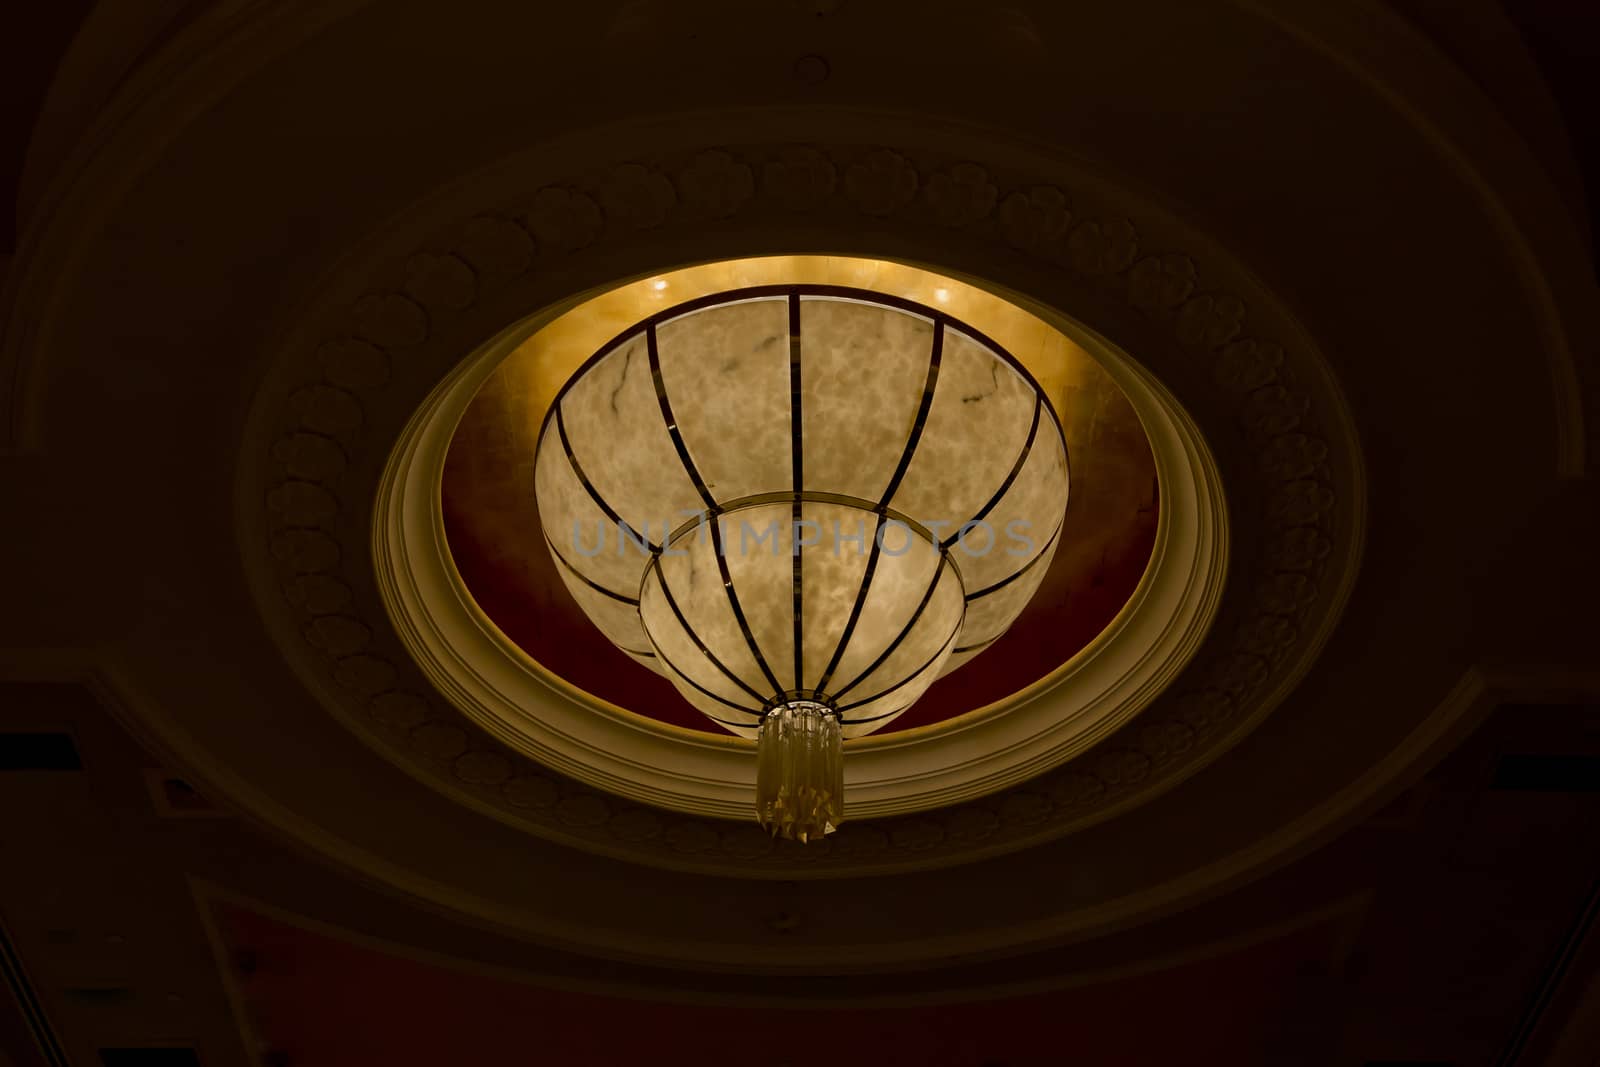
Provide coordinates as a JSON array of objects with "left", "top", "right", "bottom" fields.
[{"left": 376, "top": 256, "right": 1229, "bottom": 830}]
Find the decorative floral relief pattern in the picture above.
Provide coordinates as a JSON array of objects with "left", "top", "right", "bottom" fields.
[
  {"left": 844, "top": 149, "right": 919, "bottom": 216},
  {"left": 270, "top": 528, "right": 340, "bottom": 573},
  {"left": 304, "top": 615, "right": 371, "bottom": 657},
  {"left": 1261, "top": 434, "right": 1330, "bottom": 481},
  {"left": 1138, "top": 721, "right": 1195, "bottom": 762},
  {"left": 1214, "top": 339, "right": 1283, "bottom": 392},
  {"left": 1236, "top": 615, "right": 1298, "bottom": 659},
  {"left": 998, "top": 185, "right": 1071, "bottom": 251},
  {"left": 260, "top": 141, "right": 1347, "bottom": 873},
  {"left": 403, "top": 253, "right": 477, "bottom": 313},
  {"left": 289, "top": 385, "right": 362, "bottom": 435},
  {"left": 456, "top": 215, "right": 535, "bottom": 280},
  {"left": 762, "top": 147, "right": 837, "bottom": 211},
  {"left": 1255, "top": 573, "right": 1316, "bottom": 616},
  {"left": 1176, "top": 690, "right": 1233, "bottom": 736},
  {"left": 923, "top": 163, "right": 998, "bottom": 227},
  {"left": 317, "top": 338, "right": 389, "bottom": 392},
  {"left": 1066, "top": 218, "right": 1138, "bottom": 274},
  {"left": 283, "top": 574, "right": 352, "bottom": 615},
  {"left": 525, "top": 186, "right": 602, "bottom": 251},
  {"left": 598, "top": 163, "right": 676, "bottom": 230},
  {"left": 455, "top": 751, "right": 511, "bottom": 785},
  {"left": 1242, "top": 385, "right": 1309, "bottom": 437},
  {"left": 1128, "top": 254, "right": 1197, "bottom": 314},
  {"left": 352, "top": 292, "right": 428, "bottom": 348},
  {"left": 267, "top": 481, "right": 337, "bottom": 526},
  {"left": 272, "top": 433, "right": 346, "bottom": 483},
  {"left": 1175, "top": 293, "right": 1246, "bottom": 348},
  {"left": 678, "top": 150, "right": 754, "bottom": 218}
]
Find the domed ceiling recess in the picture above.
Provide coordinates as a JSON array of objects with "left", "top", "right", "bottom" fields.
[{"left": 395, "top": 255, "right": 1226, "bottom": 828}]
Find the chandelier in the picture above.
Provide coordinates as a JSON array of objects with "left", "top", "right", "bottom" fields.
[{"left": 534, "top": 285, "right": 1068, "bottom": 840}]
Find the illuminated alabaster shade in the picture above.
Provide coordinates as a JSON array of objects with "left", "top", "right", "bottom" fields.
[{"left": 533, "top": 287, "right": 1069, "bottom": 839}]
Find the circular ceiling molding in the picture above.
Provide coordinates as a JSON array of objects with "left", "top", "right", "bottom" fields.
[
  {"left": 240, "top": 135, "right": 1364, "bottom": 878},
  {"left": 374, "top": 257, "right": 1226, "bottom": 821}
]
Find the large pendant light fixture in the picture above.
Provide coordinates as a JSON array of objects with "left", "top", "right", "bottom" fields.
[{"left": 534, "top": 286, "right": 1069, "bottom": 840}]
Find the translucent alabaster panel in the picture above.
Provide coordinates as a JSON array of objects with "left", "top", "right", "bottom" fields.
[
  {"left": 550, "top": 553, "right": 652, "bottom": 655},
  {"left": 639, "top": 562, "right": 764, "bottom": 711},
  {"left": 653, "top": 517, "right": 773, "bottom": 698},
  {"left": 839, "top": 627, "right": 960, "bottom": 738},
  {"left": 643, "top": 623, "right": 764, "bottom": 733},
  {"left": 957, "top": 524, "right": 1063, "bottom": 647},
  {"left": 717, "top": 502, "right": 798, "bottom": 693},
  {"left": 948, "top": 424, "right": 1069, "bottom": 593},
  {"left": 835, "top": 563, "right": 964, "bottom": 707},
  {"left": 559, "top": 335, "right": 702, "bottom": 542},
  {"left": 799, "top": 298, "right": 933, "bottom": 503},
  {"left": 797, "top": 502, "right": 877, "bottom": 692},
  {"left": 656, "top": 299, "right": 792, "bottom": 505},
  {"left": 890, "top": 329, "right": 1037, "bottom": 529},
  {"left": 534, "top": 439, "right": 653, "bottom": 598},
  {"left": 821, "top": 521, "right": 943, "bottom": 694}
]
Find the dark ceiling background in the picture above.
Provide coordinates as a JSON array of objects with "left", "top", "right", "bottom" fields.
[
  {"left": 1, "top": 0, "right": 95, "bottom": 254},
  {"left": 1503, "top": 0, "right": 1600, "bottom": 270},
  {"left": 0, "top": 1, "right": 1598, "bottom": 267}
]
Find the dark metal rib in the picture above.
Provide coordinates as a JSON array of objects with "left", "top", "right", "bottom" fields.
[
  {"left": 966, "top": 519, "right": 1064, "bottom": 601},
  {"left": 838, "top": 625, "right": 962, "bottom": 719},
  {"left": 647, "top": 646, "right": 764, "bottom": 721},
  {"left": 646, "top": 322, "right": 718, "bottom": 512},
  {"left": 877, "top": 319, "right": 944, "bottom": 508},
  {"left": 943, "top": 393, "right": 1041, "bottom": 550},
  {"left": 830, "top": 559, "right": 951, "bottom": 702},
  {"left": 789, "top": 290, "right": 805, "bottom": 692},
  {"left": 812, "top": 512, "right": 883, "bottom": 702},
  {"left": 952, "top": 631, "right": 1005, "bottom": 655},
  {"left": 543, "top": 533, "right": 639, "bottom": 605},
  {"left": 709, "top": 515, "right": 785, "bottom": 696},
  {"left": 813, "top": 316, "right": 946, "bottom": 705},
  {"left": 556, "top": 404, "right": 658, "bottom": 554},
  {"left": 660, "top": 490, "right": 942, "bottom": 547},
  {"left": 647, "top": 558, "right": 770, "bottom": 703}
]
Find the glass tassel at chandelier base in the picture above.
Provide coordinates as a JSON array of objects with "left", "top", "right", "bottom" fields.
[{"left": 756, "top": 701, "right": 843, "bottom": 843}]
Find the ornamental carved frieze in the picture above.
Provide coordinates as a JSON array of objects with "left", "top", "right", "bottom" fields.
[{"left": 252, "top": 141, "right": 1356, "bottom": 875}]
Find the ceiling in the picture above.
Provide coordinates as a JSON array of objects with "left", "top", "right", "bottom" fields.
[
  {"left": 3, "top": 682, "right": 1598, "bottom": 1064},
  {"left": 1, "top": 2, "right": 1598, "bottom": 1065}
]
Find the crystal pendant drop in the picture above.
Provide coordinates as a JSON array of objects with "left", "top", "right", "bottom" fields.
[{"left": 756, "top": 701, "right": 843, "bottom": 842}]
